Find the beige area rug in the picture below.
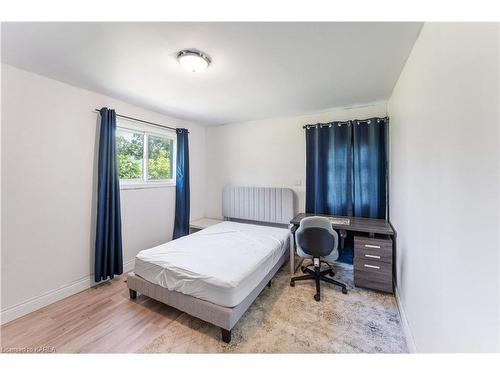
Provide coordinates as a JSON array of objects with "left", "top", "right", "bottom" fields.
[{"left": 140, "top": 262, "right": 408, "bottom": 353}]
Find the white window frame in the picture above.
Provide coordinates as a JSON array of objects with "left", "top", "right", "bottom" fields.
[{"left": 116, "top": 118, "right": 176, "bottom": 190}]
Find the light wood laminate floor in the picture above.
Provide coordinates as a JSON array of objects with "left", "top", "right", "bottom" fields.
[
  {"left": 1, "top": 264, "right": 408, "bottom": 353},
  {"left": 1, "top": 276, "right": 183, "bottom": 353}
]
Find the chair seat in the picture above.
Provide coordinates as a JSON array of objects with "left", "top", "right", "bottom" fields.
[{"left": 297, "top": 248, "right": 339, "bottom": 263}]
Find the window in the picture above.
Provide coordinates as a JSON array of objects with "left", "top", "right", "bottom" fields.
[
  {"left": 116, "top": 122, "right": 175, "bottom": 188},
  {"left": 116, "top": 128, "right": 144, "bottom": 180},
  {"left": 148, "top": 135, "right": 174, "bottom": 180}
]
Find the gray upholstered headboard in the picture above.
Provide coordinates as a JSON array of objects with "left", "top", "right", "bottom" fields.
[{"left": 222, "top": 186, "right": 294, "bottom": 225}]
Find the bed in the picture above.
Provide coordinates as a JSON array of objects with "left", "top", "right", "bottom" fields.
[{"left": 127, "top": 186, "right": 294, "bottom": 343}]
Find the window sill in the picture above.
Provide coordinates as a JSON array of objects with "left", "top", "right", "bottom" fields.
[{"left": 120, "top": 182, "right": 176, "bottom": 190}]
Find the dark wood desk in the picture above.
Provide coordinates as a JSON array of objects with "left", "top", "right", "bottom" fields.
[
  {"left": 290, "top": 213, "right": 394, "bottom": 237},
  {"left": 289, "top": 213, "right": 396, "bottom": 293}
]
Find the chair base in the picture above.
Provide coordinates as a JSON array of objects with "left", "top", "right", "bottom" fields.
[{"left": 290, "top": 262, "right": 347, "bottom": 301}]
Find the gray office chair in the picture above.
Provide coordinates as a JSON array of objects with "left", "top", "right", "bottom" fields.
[{"left": 290, "top": 216, "right": 347, "bottom": 301}]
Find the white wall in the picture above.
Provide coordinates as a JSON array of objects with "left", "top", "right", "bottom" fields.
[
  {"left": 388, "top": 23, "right": 500, "bottom": 352},
  {"left": 0, "top": 64, "right": 206, "bottom": 322},
  {"left": 205, "top": 103, "right": 387, "bottom": 219}
]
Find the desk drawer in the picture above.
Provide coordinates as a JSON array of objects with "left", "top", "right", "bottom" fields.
[
  {"left": 354, "top": 258, "right": 393, "bottom": 293},
  {"left": 354, "top": 236, "right": 392, "bottom": 263},
  {"left": 354, "top": 269, "right": 393, "bottom": 293},
  {"left": 354, "top": 258, "right": 392, "bottom": 276},
  {"left": 355, "top": 247, "right": 392, "bottom": 264}
]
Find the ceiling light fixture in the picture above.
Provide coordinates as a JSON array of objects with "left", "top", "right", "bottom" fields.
[{"left": 177, "top": 49, "right": 211, "bottom": 73}]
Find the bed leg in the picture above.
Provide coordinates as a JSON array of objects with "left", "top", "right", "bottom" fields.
[
  {"left": 267, "top": 280, "right": 272, "bottom": 288},
  {"left": 221, "top": 328, "right": 231, "bottom": 343},
  {"left": 129, "top": 289, "right": 137, "bottom": 299}
]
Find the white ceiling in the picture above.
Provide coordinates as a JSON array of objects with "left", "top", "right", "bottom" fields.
[{"left": 1, "top": 22, "right": 422, "bottom": 125}]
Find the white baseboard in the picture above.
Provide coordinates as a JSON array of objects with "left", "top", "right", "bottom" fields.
[
  {"left": 394, "top": 284, "right": 418, "bottom": 353},
  {"left": 0, "top": 259, "right": 135, "bottom": 325}
]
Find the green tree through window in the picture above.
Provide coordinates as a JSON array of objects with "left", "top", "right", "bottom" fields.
[
  {"left": 116, "top": 130, "right": 143, "bottom": 179},
  {"left": 148, "top": 135, "right": 173, "bottom": 180},
  {"left": 116, "top": 127, "right": 174, "bottom": 183}
]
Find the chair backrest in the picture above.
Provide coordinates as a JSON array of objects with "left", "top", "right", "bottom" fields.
[{"left": 296, "top": 216, "right": 338, "bottom": 258}]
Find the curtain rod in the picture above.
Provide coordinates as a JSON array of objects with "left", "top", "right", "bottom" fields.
[
  {"left": 303, "top": 116, "right": 389, "bottom": 129},
  {"left": 93, "top": 109, "right": 178, "bottom": 132}
]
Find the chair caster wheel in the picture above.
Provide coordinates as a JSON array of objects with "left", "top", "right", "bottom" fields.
[
  {"left": 329, "top": 271, "right": 335, "bottom": 277},
  {"left": 290, "top": 280, "right": 295, "bottom": 287},
  {"left": 314, "top": 294, "right": 320, "bottom": 301},
  {"left": 342, "top": 287, "right": 347, "bottom": 295}
]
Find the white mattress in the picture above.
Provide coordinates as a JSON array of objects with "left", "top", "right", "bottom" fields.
[{"left": 134, "top": 221, "right": 289, "bottom": 307}]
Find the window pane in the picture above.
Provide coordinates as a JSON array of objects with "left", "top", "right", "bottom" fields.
[
  {"left": 116, "top": 129, "right": 144, "bottom": 180},
  {"left": 148, "top": 135, "right": 173, "bottom": 180}
]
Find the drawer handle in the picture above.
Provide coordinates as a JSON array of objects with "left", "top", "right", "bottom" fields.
[
  {"left": 364, "top": 264, "right": 380, "bottom": 269},
  {"left": 365, "top": 254, "right": 381, "bottom": 259},
  {"left": 364, "top": 244, "right": 381, "bottom": 249}
]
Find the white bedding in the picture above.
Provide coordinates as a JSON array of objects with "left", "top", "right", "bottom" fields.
[{"left": 134, "top": 221, "right": 289, "bottom": 307}]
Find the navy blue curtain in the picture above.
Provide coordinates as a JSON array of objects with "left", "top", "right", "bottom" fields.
[
  {"left": 305, "top": 117, "right": 388, "bottom": 220},
  {"left": 173, "top": 128, "right": 190, "bottom": 239},
  {"left": 305, "top": 122, "right": 353, "bottom": 216},
  {"left": 352, "top": 118, "right": 388, "bottom": 219},
  {"left": 94, "top": 107, "right": 123, "bottom": 282}
]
